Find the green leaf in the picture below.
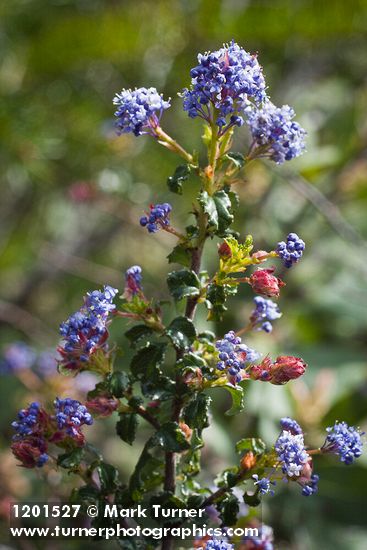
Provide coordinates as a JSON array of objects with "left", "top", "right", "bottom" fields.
[
  {"left": 236, "top": 438, "right": 266, "bottom": 455},
  {"left": 213, "top": 190, "right": 234, "bottom": 235},
  {"left": 218, "top": 493, "right": 239, "bottom": 526},
  {"left": 129, "top": 438, "right": 164, "bottom": 502},
  {"left": 199, "top": 191, "right": 218, "bottom": 232},
  {"left": 131, "top": 343, "right": 166, "bottom": 380},
  {"left": 222, "top": 384, "right": 245, "bottom": 416},
  {"left": 243, "top": 491, "right": 261, "bottom": 507},
  {"left": 57, "top": 448, "right": 84, "bottom": 469},
  {"left": 176, "top": 351, "right": 206, "bottom": 369},
  {"left": 125, "top": 325, "right": 154, "bottom": 348},
  {"left": 224, "top": 151, "right": 245, "bottom": 169},
  {"left": 71, "top": 485, "right": 100, "bottom": 506},
  {"left": 97, "top": 462, "right": 120, "bottom": 493},
  {"left": 116, "top": 413, "right": 138, "bottom": 445},
  {"left": 167, "top": 269, "right": 200, "bottom": 301},
  {"left": 167, "top": 244, "right": 191, "bottom": 267},
  {"left": 183, "top": 393, "right": 211, "bottom": 431},
  {"left": 206, "top": 283, "right": 228, "bottom": 321},
  {"left": 108, "top": 371, "right": 131, "bottom": 398},
  {"left": 155, "top": 422, "right": 191, "bottom": 452},
  {"left": 167, "top": 164, "right": 191, "bottom": 194},
  {"left": 166, "top": 316, "right": 197, "bottom": 350}
]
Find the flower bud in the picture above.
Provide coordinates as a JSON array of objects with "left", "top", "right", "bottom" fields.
[
  {"left": 240, "top": 451, "right": 257, "bottom": 471},
  {"left": 182, "top": 367, "right": 203, "bottom": 389},
  {"left": 179, "top": 422, "right": 193, "bottom": 442},
  {"left": 251, "top": 250, "right": 268, "bottom": 264},
  {"left": 218, "top": 241, "right": 232, "bottom": 258},
  {"left": 86, "top": 396, "right": 119, "bottom": 417},
  {"left": 249, "top": 268, "right": 285, "bottom": 297},
  {"left": 11, "top": 437, "right": 49, "bottom": 469},
  {"left": 269, "top": 355, "right": 307, "bottom": 385}
]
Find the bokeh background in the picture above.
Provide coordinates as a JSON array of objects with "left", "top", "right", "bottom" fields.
[{"left": 1, "top": 0, "right": 367, "bottom": 548}]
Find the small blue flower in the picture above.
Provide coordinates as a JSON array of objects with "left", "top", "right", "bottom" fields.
[
  {"left": 182, "top": 41, "right": 267, "bottom": 134},
  {"left": 302, "top": 474, "right": 319, "bottom": 497},
  {"left": 204, "top": 541, "right": 234, "bottom": 550},
  {"left": 276, "top": 233, "right": 305, "bottom": 268},
  {"left": 113, "top": 87, "right": 170, "bottom": 137},
  {"left": 322, "top": 421, "right": 364, "bottom": 465},
  {"left": 275, "top": 429, "right": 309, "bottom": 478},
  {"left": 252, "top": 474, "right": 276, "bottom": 495},
  {"left": 124, "top": 265, "right": 143, "bottom": 299},
  {"left": 140, "top": 203, "right": 172, "bottom": 233},
  {"left": 54, "top": 397, "right": 93, "bottom": 439},
  {"left": 12, "top": 402, "right": 43, "bottom": 439},
  {"left": 280, "top": 417, "right": 303, "bottom": 435},
  {"left": 250, "top": 296, "right": 282, "bottom": 333},
  {"left": 246, "top": 102, "right": 306, "bottom": 164},
  {"left": 215, "top": 331, "right": 260, "bottom": 383}
]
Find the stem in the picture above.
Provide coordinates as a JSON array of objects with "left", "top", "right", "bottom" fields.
[
  {"left": 155, "top": 127, "right": 194, "bottom": 164},
  {"left": 135, "top": 405, "right": 161, "bottom": 430}
]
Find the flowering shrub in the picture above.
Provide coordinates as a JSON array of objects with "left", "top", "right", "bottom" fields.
[{"left": 9, "top": 41, "right": 364, "bottom": 549}]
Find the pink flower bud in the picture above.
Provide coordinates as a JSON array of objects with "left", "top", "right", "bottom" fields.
[
  {"left": 11, "top": 437, "right": 48, "bottom": 469},
  {"left": 269, "top": 355, "right": 307, "bottom": 385},
  {"left": 251, "top": 250, "right": 269, "bottom": 263},
  {"left": 218, "top": 241, "right": 232, "bottom": 258},
  {"left": 86, "top": 397, "right": 119, "bottom": 417},
  {"left": 249, "top": 268, "right": 285, "bottom": 297},
  {"left": 182, "top": 367, "right": 203, "bottom": 389},
  {"left": 249, "top": 356, "right": 272, "bottom": 381}
]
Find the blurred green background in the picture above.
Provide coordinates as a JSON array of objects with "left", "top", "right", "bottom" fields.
[{"left": 1, "top": 0, "right": 367, "bottom": 548}]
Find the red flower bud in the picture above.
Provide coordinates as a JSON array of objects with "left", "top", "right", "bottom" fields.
[
  {"left": 240, "top": 451, "right": 257, "bottom": 471},
  {"left": 249, "top": 356, "right": 272, "bottom": 381},
  {"left": 11, "top": 436, "right": 48, "bottom": 469},
  {"left": 251, "top": 250, "right": 269, "bottom": 263},
  {"left": 269, "top": 355, "right": 307, "bottom": 385},
  {"left": 249, "top": 268, "right": 285, "bottom": 297},
  {"left": 182, "top": 367, "right": 203, "bottom": 389},
  {"left": 86, "top": 397, "right": 119, "bottom": 417},
  {"left": 218, "top": 241, "right": 232, "bottom": 258}
]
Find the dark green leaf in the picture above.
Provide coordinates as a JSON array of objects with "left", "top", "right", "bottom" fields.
[
  {"left": 116, "top": 413, "right": 138, "bottom": 445},
  {"left": 108, "top": 371, "right": 131, "bottom": 398},
  {"left": 167, "top": 269, "right": 200, "bottom": 301},
  {"left": 183, "top": 393, "right": 211, "bottom": 430},
  {"left": 97, "top": 462, "right": 120, "bottom": 493},
  {"left": 155, "top": 421, "right": 191, "bottom": 452},
  {"left": 213, "top": 190, "right": 234, "bottom": 236},
  {"left": 243, "top": 491, "right": 261, "bottom": 507},
  {"left": 167, "top": 164, "right": 191, "bottom": 194},
  {"left": 57, "top": 448, "right": 84, "bottom": 469},
  {"left": 131, "top": 343, "right": 166, "bottom": 380},
  {"left": 166, "top": 316, "right": 197, "bottom": 350},
  {"left": 129, "top": 438, "right": 164, "bottom": 502},
  {"left": 177, "top": 351, "right": 206, "bottom": 369},
  {"left": 199, "top": 191, "right": 218, "bottom": 232},
  {"left": 125, "top": 325, "right": 154, "bottom": 348},
  {"left": 224, "top": 151, "right": 245, "bottom": 169},
  {"left": 167, "top": 244, "right": 191, "bottom": 267},
  {"left": 218, "top": 493, "right": 239, "bottom": 526},
  {"left": 70, "top": 485, "right": 100, "bottom": 506},
  {"left": 206, "top": 283, "right": 228, "bottom": 321},
  {"left": 236, "top": 438, "right": 266, "bottom": 455},
  {"left": 222, "top": 384, "right": 245, "bottom": 416}
]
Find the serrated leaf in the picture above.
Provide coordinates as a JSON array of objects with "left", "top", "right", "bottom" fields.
[
  {"left": 108, "top": 371, "right": 131, "bottom": 398},
  {"left": 57, "top": 448, "right": 84, "bottom": 469},
  {"left": 129, "top": 438, "right": 164, "bottom": 502},
  {"left": 125, "top": 325, "right": 154, "bottom": 348},
  {"left": 167, "top": 164, "right": 191, "bottom": 194},
  {"left": 206, "top": 283, "right": 228, "bottom": 321},
  {"left": 155, "top": 422, "right": 191, "bottom": 452},
  {"left": 167, "top": 244, "right": 191, "bottom": 267},
  {"left": 199, "top": 191, "right": 218, "bottom": 232},
  {"left": 166, "top": 316, "right": 197, "bottom": 351},
  {"left": 97, "top": 462, "right": 120, "bottom": 493},
  {"left": 130, "top": 343, "right": 166, "bottom": 380},
  {"left": 213, "top": 190, "right": 234, "bottom": 235},
  {"left": 177, "top": 351, "right": 206, "bottom": 369},
  {"left": 222, "top": 384, "right": 245, "bottom": 416},
  {"left": 224, "top": 151, "right": 245, "bottom": 169},
  {"left": 167, "top": 269, "right": 200, "bottom": 301},
  {"left": 236, "top": 438, "right": 266, "bottom": 455},
  {"left": 183, "top": 393, "right": 211, "bottom": 431},
  {"left": 116, "top": 413, "right": 138, "bottom": 445},
  {"left": 218, "top": 493, "right": 239, "bottom": 526}
]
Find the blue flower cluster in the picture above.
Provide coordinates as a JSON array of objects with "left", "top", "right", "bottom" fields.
[
  {"left": 322, "top": 421, "right": 364, "bottom": 465},
  {"left": 302, "top": 474, "right": 319, "bottom": 497},
  {"left": 275, "top": 428, "right": 309, "bottom": 478},
  {"left": 276, "top": 233, "right": 305, "bottom": 268},
  {"left": 113, "top": 87, "right": 170, "bottom": 136},
  {"left": 246, "top": 102, "right": 306, "bottom": 164},
  {"left": 250, "top": 296, "right": 282, "bottom": 333},
  {"left": 58, "top": 285, "right": 117, "bottom": 372},
  {"left": 204, "top": 541, "right": 233, "bottom": 550},
  {"left": 54, "top": 398, "right": 93, "bottom": 438},
  {"left": 0, "top": 342, "right": 36, "bottom": 374},
  {"left": 280, "top": 417, "right": 303, "bottom": 435},
  {"left": 182, "top": 41, "right": 266, "bottom": 132},
  {"left": 124, "top": 265, "right": 143, "bottom": 298},
  {"left": 12, "top": 402, "right": 43, "bottom": 438},
  {"left": 140, "top": 203, "right": 172, "bottom": 233},
  {"left": 252, "top": 474, "right": 276, "bottom": 496},
  {"left": 216, "top": 331, "right": 260, "bottom": 383}
]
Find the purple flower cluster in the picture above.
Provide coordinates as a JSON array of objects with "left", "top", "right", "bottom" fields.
[
  {"left": 113, "top": 87, "right": 170, "bottom": 136},
  {"left": 250, "top": 296, "right": 281, "bottom": 333},
  {"left": 204, "top": 541, "right": 233, "bottom": 550},
  {"left": 54, "top": 398, "right": 93, "bottom": 438},
  {"left": 301, "top": 474, "right": 319, "bottom": 497},
  {"left": 275, "top": 428, "right": 309, "bottom": 478},
  {"left": 276, "top": 233, "right": 305, "bottom": 268},
  {"left": 11, "top": 402, "right": 49, "bottom": 468},
  {"left": 182, "top": 41, "right": 266, "bottom": 132},
  {"left": 252, "top": 474, "right": 276, "bottom": 496},
  {"left": 322, "top": 421, "right": 364, "bottom": 465},
  {"left": 58, "top": 285, "right": 117, "bottom": 372},
  {"left": 12, "top": 402, "right": 44, "bottom": 438},
  {"left": 215, "top": 331, "right": 260, "bottom": 383},
  {"left": 0, "top": 342, "right": 36, "bottom": 374},
  {"left": 246, "top": 102, "right": 306, "bottom": 164},
  {"left": 140, "top": 203, "right": 172, "bottom": 233},
  {"left": 124, "top": 265, "right": 143, "bottom": 300},
  {"left": 280, "top": 417, "right": 303, "bottom": 435}
]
